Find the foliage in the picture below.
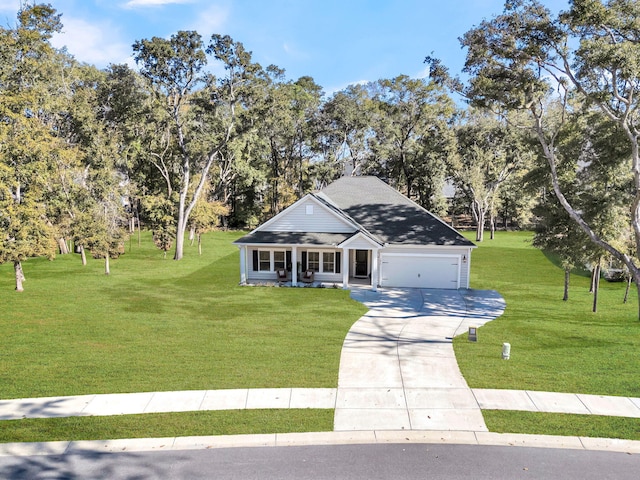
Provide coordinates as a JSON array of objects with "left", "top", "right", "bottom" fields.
[
  {"left": 452, "top": 110, "right": 534, "bottom": 240},
  {"left": 142, "top": 194, "right": 176, "bottom": 256},
  {"left": 451, "top": 0, "right": 640, "bottom": 317}
]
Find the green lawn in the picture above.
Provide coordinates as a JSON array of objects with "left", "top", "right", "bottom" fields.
[
  {"left": 455, "top": 230, "right": 640, "bottom": 398},
  {"left": 3, "top": 229, "right": 640, "bottom": 443},
  {"left": 0, "top": 410, "right": 334, "bottom": 443},
  {"left": 456, "top": 231, "right": 640, "bottom": 441},
  {"left": 0, "top": 231, "right": 367, "bottom": 399}
]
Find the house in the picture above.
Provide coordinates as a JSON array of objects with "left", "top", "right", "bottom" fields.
[{"left": 233, "top": 176, "right": 475, "bottom": 290}]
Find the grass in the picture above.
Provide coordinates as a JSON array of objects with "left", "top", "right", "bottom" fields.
[
  {"left": 483, "top": 410, "right": 640, "bottom": 441},
  {"left": 455, "top": 230, "right": 640, "bottom": 398},
  {"left": 0, "top": 410, "right": 334, "bottom": 443},
  {"left": 2, "top": 229, "right": 640, "bottom": 443},
  {"left": 0, "top": 230, "right": 359, "bottom": 443},
  {"left": 456, "top": 230, "right": 640, "bottom": 441},
  {"left": 0, "top": 231, "right": 367, "bottom": 400}
]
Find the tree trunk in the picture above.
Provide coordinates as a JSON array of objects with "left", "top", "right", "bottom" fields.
[
  {"left": 592, "top": 262, "right": 600, "bottom": 313},
  {"left": 174, "top": 221, "right": 185, "bottom": 260},
  {"left": 189, "top": 227, "right": 195, "bottom": 246},
  {"left": 14, "top": 261, "right": 24, "bottom": 292},
  {"left": 476, "top": 210, "right": 485, "bottom": 242},
  {"left": 490, "top": 214, "right": 496, "bottom": 240},
  {"left": 104, "top": 255, "right": 110, "bottom": 276},
  {"left": 563, "top": 266, "right": 570, "bottom": 301},
  {"left": 624, "top": 274, "right": 631, "bottom": 304},
  {"left": 198, "top": 233, "right": 202, "bottom": 255},
  {"left": 80, "top": 246, "right": 87, "bottom": 266},
  {"left": 58, "top": 237, "right": 69, "bottom": 254}
]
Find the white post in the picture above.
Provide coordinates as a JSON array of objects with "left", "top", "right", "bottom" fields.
[
  {"left": 291, "top": 246, "right": 298, "bottom": 286},
  {"left": 370, "top": 249, "right": 379, "bottom": 292},
  {"left": 239, "top": 246, "right": 247, "bottom": 285},
  {"left": 342, "top": 248, "right": 349, "bottom": 289}
]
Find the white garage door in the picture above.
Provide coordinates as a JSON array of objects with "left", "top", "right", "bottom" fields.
[{"left": 381, "top": 254, "right": 459, "bottom": 289}]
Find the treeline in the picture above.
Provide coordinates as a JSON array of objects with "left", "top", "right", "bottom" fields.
[{"left": 2, "top": 2, "right": 639, "bottom": 310}]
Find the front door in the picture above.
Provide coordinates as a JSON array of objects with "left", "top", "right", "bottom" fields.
[{"left": 355, "top": 250, "right": 368, "bottom": 277}]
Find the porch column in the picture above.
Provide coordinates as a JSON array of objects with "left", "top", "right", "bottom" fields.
[
  {"left": 342, "top": 248, "right": 349, "bottom": 289},
  {"left": 239, "top": 246, "right": 247, "bottom": 285},
  {"left": 370, "top": 248, "right": 379, "bottom": 292},
  {"left": 291, "top": 246, "right": 298, "bottom": 286}
]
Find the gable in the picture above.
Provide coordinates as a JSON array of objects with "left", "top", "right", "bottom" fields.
[
  {"left": 259, "top": 195, "right": 356, "bottom": 234},
  {"left": 339, "top": 232, "right": 382, "bottom": 249}
]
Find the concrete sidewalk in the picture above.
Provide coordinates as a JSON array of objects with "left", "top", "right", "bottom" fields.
[{"left": 1, "top": 387, "right": 639, "bottom": 421}]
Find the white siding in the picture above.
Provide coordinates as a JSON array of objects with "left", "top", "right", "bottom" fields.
[
  {"left": 344, "top": 237, "right": 379, "bottom": 250},
  {"left": 266, "top": 198, "right": 355, "bottom": 233}
]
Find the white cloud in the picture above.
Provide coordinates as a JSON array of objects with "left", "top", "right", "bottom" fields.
[
  {"left": 51, "top": 17, "right": 132, "bottom": 67},
  {"left": 189, "top": 4, "right": 229, "bottom": 36},
  {"left": 122, "top": 0, "right": 194, "bottom": 8},
  {"left": 413, "top": 66, "right": 430, "bottom": 80}
]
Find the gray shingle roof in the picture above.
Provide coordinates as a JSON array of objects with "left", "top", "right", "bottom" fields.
[
  {"left": 234, "top": 231, "right": 357, "bottom": 246},
  {"left": 319, "top": 176, "right": 474, "bottom": 247}
]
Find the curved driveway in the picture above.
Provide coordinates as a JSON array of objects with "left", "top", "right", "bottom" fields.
[{"left": 335, "top": 288, "right": 506, "bottom": 431}]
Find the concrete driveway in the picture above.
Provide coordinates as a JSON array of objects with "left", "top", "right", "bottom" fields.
[{"left": 335, "top": 287, "right": 506, "bottom": 431}]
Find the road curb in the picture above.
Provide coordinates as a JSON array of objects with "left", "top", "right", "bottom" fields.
[{"left": 1, "top": 430, "right": 639, "bottom": 457}]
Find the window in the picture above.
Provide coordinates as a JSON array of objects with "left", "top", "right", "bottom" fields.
[
  {"left": 307, "top": 251, "right": 320, "bottom": 272},
  {"left": 274, "top": 251, "right": 285, "bottom": 270},
  {"left": 258, "top": 250, "right": 270, "bottom": 271},
  {"left": 323, "top": 252, "right": 334, "bottom": 273},
  {"left": 304, "top": 250, "right": 341, "bottom": 274}
]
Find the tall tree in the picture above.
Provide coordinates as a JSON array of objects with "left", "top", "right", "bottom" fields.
[
  {"left": 133, "top": 32, "right": 261, "bottom": 260},
  {"left": 318, "top": 84, "right": 374, "bottom": 178},
  {"left": 452, "top": 111, "right": 531, "bottom": 241},
  {"left": 0, "top": 4, "right": 65, "bottom": 290},
  {"left": 365, "top": 75, "right": 457, "bottom": 214},
  {"left": 432, "top": 0, "right": 640, "bottom": 317}
]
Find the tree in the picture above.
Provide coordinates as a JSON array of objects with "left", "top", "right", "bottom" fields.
[
  {"left": 142, "top": 194, "right": 176, "bottom": 258},
  {"left": 365, "top": 75, "right": 457, "bottom": 214},
  {"left": 188, "top": 197, "right": 229, "bottom": 255},
  {"left": 436, "top": 0, "right": 640, "bottom": 318},
  {"left": 256, "top": 75, "right": 322, "bottom": 215},
  {"left": 133, "top": 32, "right": 262, "bottom": 260},
  {"left": 0, "top": 4, "right": 65, "bottom": 290},
  {"left": 318, "top": 84, "right": 374, "bottom": 178},
  {"left": 452, "top": 111, "right": 531, "bottom": 241}
]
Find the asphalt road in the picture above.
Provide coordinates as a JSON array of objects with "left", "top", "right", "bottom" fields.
[{"left": 0, "top": 443, "right": 638, "bottom": 479}]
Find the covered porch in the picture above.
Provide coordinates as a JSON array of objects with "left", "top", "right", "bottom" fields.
[{"left": 237, "top": 244, "right": 380, "bottom": 291}]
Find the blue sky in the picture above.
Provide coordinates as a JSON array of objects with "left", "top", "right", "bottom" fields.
[{"left": 0, "top": 0, "right": 569, "bottom": 95}]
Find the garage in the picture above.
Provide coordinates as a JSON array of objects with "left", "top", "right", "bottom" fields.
[{"left": 380, "top": 253, "right": 460, "bottom": 289}]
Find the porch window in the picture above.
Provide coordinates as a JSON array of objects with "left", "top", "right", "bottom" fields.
[
  {"left": 258, "top": 250, "right": 270, "bottom": 271},
  {"left": 274, "top": 250, "right": 285, "bottom": 270},
  {"left": 323, "top": 252, "right": 334, "bottom": 273},
  {"left": 303, "top": 250, "right": 341, "bottom": 274},
  {"left": 307, "top": 251, "right": 320, "bottom": 272}
]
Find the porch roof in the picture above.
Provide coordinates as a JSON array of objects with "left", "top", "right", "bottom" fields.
[{"left": 234, "top": 231, "right": 357, "bottom": 246}]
